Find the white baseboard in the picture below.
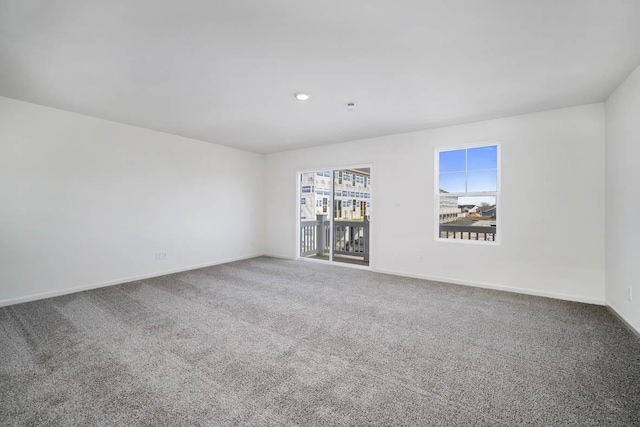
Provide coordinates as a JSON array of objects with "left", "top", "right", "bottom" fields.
[
  {"left": 262, "top": 254, "right": 604, "bottom": 305},
  {"left": 0, "top": 254, "right": 262, "bottom": 308},
  {"left": 605, "top": 300, "right": 640, "bottom": 338},
  {"left": 373, "top": 268, "right": 605, "bottom": 306}
]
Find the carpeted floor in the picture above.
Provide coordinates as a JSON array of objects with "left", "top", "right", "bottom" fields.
[{"left": 1, "top": 257, "right": 639, "bottom": 426}]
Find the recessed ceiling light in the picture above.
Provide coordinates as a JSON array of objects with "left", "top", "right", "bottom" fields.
[{"left": 294, "top": 92, "right": 310, "bottom": 101}]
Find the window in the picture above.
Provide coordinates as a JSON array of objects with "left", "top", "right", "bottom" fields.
[{"left": 436, "top": 144, "right": 499, "bottom": 243}]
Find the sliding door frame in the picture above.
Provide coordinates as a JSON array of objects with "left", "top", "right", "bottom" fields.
[{"left": 295, "top": 163, "right": 374, "bottom": 271}]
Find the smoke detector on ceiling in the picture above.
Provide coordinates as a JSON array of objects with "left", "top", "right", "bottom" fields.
[{"left": 346, "top": 102, "right": 356, "bottom": 111}]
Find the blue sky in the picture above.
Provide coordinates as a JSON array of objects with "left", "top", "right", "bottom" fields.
[{"left": 439, "top": 146, "right": 497, "bottom": 194}]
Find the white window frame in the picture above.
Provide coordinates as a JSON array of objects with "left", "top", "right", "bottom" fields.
[{"left": 434, "top": 142, "right": 501, "bottom": 245}]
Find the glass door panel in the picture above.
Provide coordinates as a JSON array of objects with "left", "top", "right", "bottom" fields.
[
  {"left": 332, "top": 168, "right": 370, "bottom": 266},
  {"left": 299, "top": 170, "right": 331, "bottom": 261}
]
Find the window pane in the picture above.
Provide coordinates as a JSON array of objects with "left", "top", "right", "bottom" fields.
[
  {"left": 439, "top": 149, "right": 466, "bottom": 172},
  {"left": 439, "top": 172, "right": 466, "bottom": 193},
  {"left": 439, "top": 195, "right": 497, "bottom": 241},
  {"left": 467, "top": 146, "right": 497, "bottom": 170},
  {"left": 467, "top": 169, "right": 497, "bottom": 192}
]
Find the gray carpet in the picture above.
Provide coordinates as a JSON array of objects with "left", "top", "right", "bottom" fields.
[{"left": 1, "top": 257, "right": 639, "bottom": 426}]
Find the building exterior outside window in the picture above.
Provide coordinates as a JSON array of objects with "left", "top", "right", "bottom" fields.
[{"left": 300, "top": 170, "right": 371, "bottom": 221}]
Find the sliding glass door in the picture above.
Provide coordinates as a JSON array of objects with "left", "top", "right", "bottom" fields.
[
  {"left": 299, "top": 167, "right": 371, "bottom": 267},
  {"left": 299, "top": 170, "right": 332, "bottom": 261}
]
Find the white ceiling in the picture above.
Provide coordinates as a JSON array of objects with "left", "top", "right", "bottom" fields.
[{"left": 1, "top": 1, "right": 639, "bottom": 154}]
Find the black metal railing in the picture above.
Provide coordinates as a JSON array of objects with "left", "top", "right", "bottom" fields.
[{"left": 439, "top": 225, "right": 496, "bottom": 241}]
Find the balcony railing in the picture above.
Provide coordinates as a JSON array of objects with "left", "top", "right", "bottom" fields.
[
  {"left": 300, "top": 215, "right": 369, "bottom": 261},
  {"left": 439, "top": 224, "right": 496, "bottom": 241},
  {"left": 300, "top": 216, "right": 330, "bottom": 257},
  {"left": 333, "top": 219, "right": 370, "bottom": 262}
]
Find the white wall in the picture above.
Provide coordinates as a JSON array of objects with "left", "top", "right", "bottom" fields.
[
  {"left": 0, "top": 97, "right": 610, "bottom": 308},
  {"left": 265, "top": 104, "right": 606, "bottom": 304},
  {"left": 0, "top": 97, "right": 264, "bottom": 306},
  {"left": 605, "top": 65, "right": 640, "bottom": 333}
]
